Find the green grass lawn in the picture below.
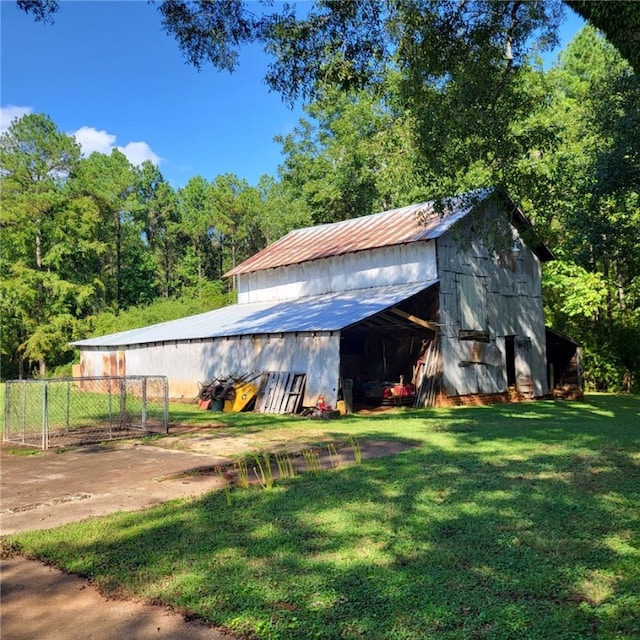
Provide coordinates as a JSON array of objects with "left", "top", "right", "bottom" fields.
[{"left": 3, "top": 394, "right": 640, "bottom": 639}]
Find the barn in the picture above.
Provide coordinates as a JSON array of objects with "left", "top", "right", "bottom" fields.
[{"left": 73, "top": 189, "right": 580, "bottom": 410}]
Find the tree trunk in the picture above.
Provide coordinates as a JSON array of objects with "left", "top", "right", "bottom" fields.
[
  {"left": 115, "top": 211, "right": 122, "bottom": 307},
  {"left": 615, "top": 255, "right": 626, "bottom": 312}
]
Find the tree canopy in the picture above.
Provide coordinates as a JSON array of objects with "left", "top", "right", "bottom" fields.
[
  {"left": 566, "top": 0, "right": 640, "bottom": 73},
  {"left": 17, "top": 1, "right": 640, "bottom": 75}
]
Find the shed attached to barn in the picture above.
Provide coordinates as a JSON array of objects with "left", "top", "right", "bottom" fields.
[{"left": 74, "top": 189, "right": 561, "bottom": 410}]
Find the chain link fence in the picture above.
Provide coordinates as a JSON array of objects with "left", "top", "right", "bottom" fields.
[{"left": 3, "top": 376, "right": 168, "bottom": 449}]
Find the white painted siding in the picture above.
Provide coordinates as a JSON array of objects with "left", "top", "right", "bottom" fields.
[
  {"left": 236, "top": 242, "right": 438, "bottom": 303},
  {"left": 80, "top": 332, "right": 341, "bottom": 407}
]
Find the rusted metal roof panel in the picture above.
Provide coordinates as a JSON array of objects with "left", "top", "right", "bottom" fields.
[
  {"left": 225, "top": 195, "right": 478, "bottom": 277},
  {"left": 73, "top": 280, "right": 438, "bottom": 348}
]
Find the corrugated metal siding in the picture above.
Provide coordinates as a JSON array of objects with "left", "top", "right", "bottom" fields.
[
  {"left": 73, "top": 280, "right": 438, "bottom": 348},
  {"left": 226, "top": 195, "right": 479, "bottom": 276}
]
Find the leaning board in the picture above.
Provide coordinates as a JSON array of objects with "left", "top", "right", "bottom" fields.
[{"left": 255, "top": 372, "right": 306, "bottom": 414}]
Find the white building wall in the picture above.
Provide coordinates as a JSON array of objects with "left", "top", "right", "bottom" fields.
[
  {"left": 236, "top": 242, "right": 438, "bottom": 303},
  {"left": 80, "top": 332, "right": 341, "bottom": 408}
]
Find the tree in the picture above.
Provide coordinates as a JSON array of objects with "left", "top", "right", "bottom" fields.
[
  {"left": 566, "top": 1, "right": 640, "bottom": 73},
  {"left": 133, "top": 162, "right": 181, "bottom": 298},
  {"left": 274, "top": 60, "right": 559, "bottom": 224},
  {"left": 275, "top": 87, "right": 427, "bottom": 223},
  {"left": 0, "top": 113, "right": 94, "bottom": 377},
  {"left": 70, "top": 149, "right": 152, "bottom": 308},
  {"left": 156, "top": 1, "right": 565, "bottom": 202},
  {"left": 208, "top": 174, "right": 262, "bottom": 274},
  {"left": 16, "top": 0, "right": 58, "bottom": 22},
  {"left": 255, "top": 175, "right": 312, "bottom": 246},
  {"left": 175, "top": 176, "right": 220, "bottom": 294},
  {"left": 540, "top": 27, "right": 640, "bottom": 390}
]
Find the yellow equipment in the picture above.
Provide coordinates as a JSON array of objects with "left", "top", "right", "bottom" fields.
[{"left": 223, "top": 380, "right": 259, "bottom": 412}]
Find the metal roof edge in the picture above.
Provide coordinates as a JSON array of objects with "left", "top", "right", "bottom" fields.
[
  {"left": 545, "top": 326, "right": 581, "bottom": 346},
  {"left": 223, "top": 201, "right": 437, "bottom": 278},
  {"left": 72, "top": 281, "right": 439, "bottom": 349}
]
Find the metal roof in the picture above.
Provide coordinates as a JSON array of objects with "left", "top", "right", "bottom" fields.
[
  {"left": 225, "top": 193, "right": 480, "bottom": 277},
  {"left": 226, "top": 188, "right": 553, "bottom": 276},
  {"left": 73, "top": 280, "right": 438, "bottom": 348}
]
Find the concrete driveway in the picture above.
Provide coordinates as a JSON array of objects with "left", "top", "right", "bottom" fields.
[
  {"left": 1, "top": 440, "right": 239, "bottom": 640},
  {"left": 0, "top": 555, "right": 231, "bottom": 640},
  {"left": 1, "top": 442, "right": 231, "bottom": 535}
]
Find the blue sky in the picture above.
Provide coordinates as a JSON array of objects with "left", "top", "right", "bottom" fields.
[{"left": 1, "top": 1, "right": 584, "bottom": 189}]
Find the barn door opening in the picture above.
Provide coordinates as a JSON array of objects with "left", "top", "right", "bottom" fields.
[
  {"left": 505, "top": 336, "right": 516, "bottom": 388},
  {"left": 338, "top": 284, "right": 440, "bottom": 409},
  {"left": 339, "top": 332, "right": 427, "bottom": 408},
  {"left": 514, "top": 338, "right": 534, "bottom": 398}
]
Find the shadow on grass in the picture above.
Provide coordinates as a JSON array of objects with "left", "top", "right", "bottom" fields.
[{"left": 7, "top": 394, "right": 640, "bottom": 640}]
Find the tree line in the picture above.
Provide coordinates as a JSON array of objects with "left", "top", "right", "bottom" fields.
[
  {"left": 0, "top": 120, "right": 312, "bottom": 378},
  {"left": 2, "top": 3, "right": 639, "bottom": 391}
]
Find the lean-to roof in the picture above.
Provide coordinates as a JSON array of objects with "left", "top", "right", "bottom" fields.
[{"left": 73, "top": 281, "right": 438, "bottom": 348}]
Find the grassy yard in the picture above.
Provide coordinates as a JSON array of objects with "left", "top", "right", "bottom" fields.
[{"left": 3, "top": 394, "right": 640, "bottom": 639}]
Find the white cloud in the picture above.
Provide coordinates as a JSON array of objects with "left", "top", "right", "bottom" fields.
[
  {"left": 71, "top": 127, "right": 162, "bottom": 166},
  {"left": 0, "top": 105, "right": 33, "bottom": 133},
  {"left": 73, "top": 126, "right": 116, "bottom": 155},
  {"left": 117, "top": 141, "right": 161, "bottom": 167},
  {"left": 72, "top": 126, "right": 161, "bottom": 167},
  {"left": 1, "top": 113, "right": 161, "bottom": 167}
]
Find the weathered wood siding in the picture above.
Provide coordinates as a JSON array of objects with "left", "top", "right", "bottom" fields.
[
  {"left": 79, "top": 332, "right": 340, "bottom": 406},
  {"left": 236, "top": 243, "right": 438, "bottom": 303},
  {"left": 437, "top": 208, "right": 548, "bottom": 398}
]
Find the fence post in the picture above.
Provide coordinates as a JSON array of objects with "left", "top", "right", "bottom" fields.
[
  {"left": 120, "top": 378, "right": 127, "bottom": 430},
  {"left": 21, "top": 381, "right": 27, "bottom": 444},
  {"left": 163, "top": 377, "right": 169, "bottom": 433},
  {"left": 42, "top": 380, "right": 49, "bottom": 450},
  {"left": 66, "top": 379, "right": 71, "bottom": 433},
  {"left": 108, "top": 377, "right": 113, "bottom": 437},
  {"left": 3, "top": 382, "right": 9, "bottom": 444},
  {"left": 141, "top": 377, "right": 147, "bottom": 430}
]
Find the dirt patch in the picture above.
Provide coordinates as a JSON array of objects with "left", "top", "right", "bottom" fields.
[{"left": 157, "top": 422, "right": 357, "bottom": 457}]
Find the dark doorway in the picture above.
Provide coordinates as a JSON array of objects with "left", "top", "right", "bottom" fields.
[
  {"left": 338, "top": 285, "right": 440, "bottom": 407},
  {"left": 505, "top": 336, "right": 516, "bottom": 387}
]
